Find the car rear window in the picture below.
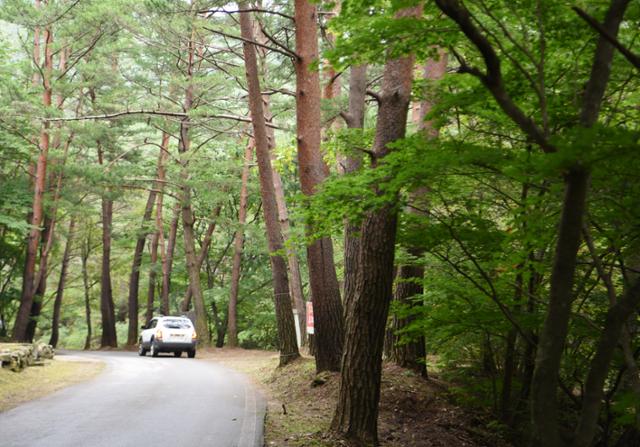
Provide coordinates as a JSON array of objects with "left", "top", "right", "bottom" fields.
[{"left": 162, "top": 319, "right": 193, "bottom": 329}]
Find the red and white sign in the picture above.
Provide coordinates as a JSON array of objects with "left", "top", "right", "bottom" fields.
[{"left": 306, "top": 302, "right": 314, "bottom": 334}]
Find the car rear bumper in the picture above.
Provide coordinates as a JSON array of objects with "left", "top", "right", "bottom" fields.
[{"left": 155, "top": 341, "right": 197, "bottom": 352}]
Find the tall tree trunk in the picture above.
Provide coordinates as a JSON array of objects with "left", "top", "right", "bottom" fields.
[
  {"left": 126, "top": 189, "right": 157, "bottom": 345},
  {"left": 128, "top": 133, "right": 167, "bottom": 342},
  {"left": 147, "top": 229, "right": 160, "bottom": 316},
  {"left": 49, "top": 217, "right": 76, "bottom": 348},
  {"left": 81, "top": 234, "right": 92, "bottom": 350},
  {"left": 177, "top": 24, "right": 209, "bottom": 342},
  {"left": 390, "top": 52, "right": 447, "bottom": 377},
  {"left": 391, "top": 255, "right": 426, "bottom": 376},
  {"left": 530, "top": 1, "right": 629, "bottom": 445},
  {"left": 155, "top": 132, "right": 170, "bottom": 317},
  {"left": 331, "top": 7, "right": 419, "bottom": 445},
  {"left": 227, "top": 141, "right": 253, "bottom": 348},
  {"left": 180, "top": 205, "right": 222, "bottom": 312},
  {"left": 97, "top": 146, "right": 117, "bottom": 348},
  {"left": 342, "top": 64, "right": 367, "bottom": 315},
  {"left": 13, "top": 23, "right": 53, "bottom": 342},
  {"left": 294, "top": 0, "right": 344, "bottom": 372},
  {"left": 25, "top": 217, "right": 52, "bottom": 341},
  {"left": 254, "top": 21, "right": 307, "bottom": 344},
  {"left": 239, "top": 5, "right": 300, "bottom": 366},
  {"left": 159, "top": 202, "right": 180, "bottom": 318},
  {"left": 26, "top": 46, "right": 70, "bottom": 342},
  {"left": 99, "top": 196, "right": 117, "bottom": 348}
]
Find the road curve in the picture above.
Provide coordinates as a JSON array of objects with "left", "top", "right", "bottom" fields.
[{"left": 0, "top": 350, "right": 265, "bottom": 447}]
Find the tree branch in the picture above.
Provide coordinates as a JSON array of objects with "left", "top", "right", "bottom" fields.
[
  {"left": 201, "top": 7, "right": 294, "bottom": 22},
  {"left": 434, "top": 0, "right": 555, "bottom": 153},
  {"left": 204, "top": 27, "right": 298, "bottom": 60},
  {"left": 573, "top": 6, "right": 640, "bottom": 70},
  {"left": 43, "top": 109, "right": 284, "bottom": 129},
  {"left": 366, "top": 89, "right": 381, "bottom": 104}
]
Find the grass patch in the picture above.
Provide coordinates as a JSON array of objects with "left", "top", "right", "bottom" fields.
[
  {"left": 0, "top": 358, "right": 104, "bottom": 412},
  {"left": 204, "top": 348, "right": 510, "bottom": 446}
]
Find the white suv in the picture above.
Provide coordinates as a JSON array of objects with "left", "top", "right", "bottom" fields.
[{"left": 138, "top": 316, "right": 197, "bottom": 358}]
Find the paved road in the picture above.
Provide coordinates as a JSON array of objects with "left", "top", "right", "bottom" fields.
[{"left": 0, "top": 350, "right": 264, "bottom": 447}]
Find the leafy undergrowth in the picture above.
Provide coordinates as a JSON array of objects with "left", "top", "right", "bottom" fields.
[
  {"left": 0, "top": 357, "right": 104, "bottom": 412},
  {"left": 204, "top": 348, "right": 511, "bottom": 447}
]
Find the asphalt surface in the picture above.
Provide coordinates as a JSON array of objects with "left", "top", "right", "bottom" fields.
[{"left": 0, "top": 350, "right": 265, "bottom": 447}]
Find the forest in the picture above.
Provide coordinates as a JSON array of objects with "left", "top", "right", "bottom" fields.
[{"left": 0, "top": 0, "right": 639, "bottom": 446}]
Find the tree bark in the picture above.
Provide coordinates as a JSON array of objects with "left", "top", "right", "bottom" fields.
[
  {"left": 159, "top": 202, "right": 180, "bottom": 318},
  {"left": 342, "top": 64, "right": 367, "bottom": 316},
  {"left": 390, "top": 51, "right": 447, "bottom": 377},
  {"left": 180, "top": 205, "right": 222, "bottom": 312},
  {"left": 99, "top": 195, "right": 117, "bottom": 348},
  {"left": 253, "top": 20, "right": 307, "bottom": 345},
  {"left": 13, "top": 23, "right": 53, "bottom": 342},
  {"left": 49, "top": 217, "right": 76, "bottom": 348},
  {"left": 98, "top": 145, "right": 117, "bottom": 348},
  {"left": 331, "top": 7, "right": 419, "bottom": 445},
  {"left": 176, "top": 23, "right": 210, "bottom": 342},
  {"left": 239, "top": 5, "right": 300, "bottom": 366},
  {"left": 147, "top": 229, "right": 160, "bottom": 316},
  {"left": 295, "top": 0, "right": 344, "bottom": 372},
  {"left": 155, "top": 132, "right": 170, "bottom": 317},
  {"left": 227, "top": 141, "right": 253, "bottom": 348},
  {"left": 25, "top": 46, "right": 70, "bottom": 342},
  {"left": 81, "top": 234, "right": 92, "bottom": 350},
  {"left": 126, "top": 189, "right": 157, "bottom": 345},
  {"left": 25, "top": 217, "right": 52, "bottom": 341},
  {"left": 391, "top": 258, "right": 426, "bottom": 376}
]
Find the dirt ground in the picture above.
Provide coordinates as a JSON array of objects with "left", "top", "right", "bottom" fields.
[
  {"left": 200, "top": 348, "right": 510, "bottom": 447},
  {"left": 0, "top": 357, "right": 104, "bottom": 412}
]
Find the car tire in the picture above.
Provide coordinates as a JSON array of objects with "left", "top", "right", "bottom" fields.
[
  {"left": 138, "top": 343, "right": 147, "bottom": 357},
  {"left": 151, "top": 341, "right": 160, "bottom": 357},
  {"left": 174, "top": 351, "right": 182, "bottom": 358},
  {"left": 187, "top": 349, "right": 196, "bottom": 358}
]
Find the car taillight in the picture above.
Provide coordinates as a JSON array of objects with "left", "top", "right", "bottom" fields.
[
  {"left": 156, "top": 330, "right": 163, "bottom": 340},
  {"left": 192, "top": 331, "right": 197, "bottom": 340}
]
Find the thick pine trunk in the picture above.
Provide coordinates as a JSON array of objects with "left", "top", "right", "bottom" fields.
[
  {"left": 25, "top": 218, "right": 52, "bottom": 341},
  {"left": 253, "top": 21, "right": 307, "bottom": 345},
  {"left": 295, "top": 0, "right": 344, "bottom": 372},
  {"left": 342, "top": 64, "right": 367, "bottom": 314},
  {"left": 227, "top": 141, "right": 253, "bottom": 347},
  {"left": 391, "top": 52, "right": 447, "bottom": 377},
  {"left": 49, "top": 218, "right": 75, "bottom": 348},
  {"left": 331, "top": 8, "right": 419, "bottom": 444},
  {"left": 239, "top": 5, "right": 300, "bottom": 366},
  {"left": 26, "top": 47, "right": 70, "bottom": 342},
  {"left": 126, "top": 189, "right": 156, "bottom": 345},
  {"left": 13, "top": 25, "right": 53, "bottom": 342},
  {"left": 99, "top": 196, "right": 117, "bottom": 348},
  {"left": 81, "top": 236, "right": 92, "bottom": 350}
]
